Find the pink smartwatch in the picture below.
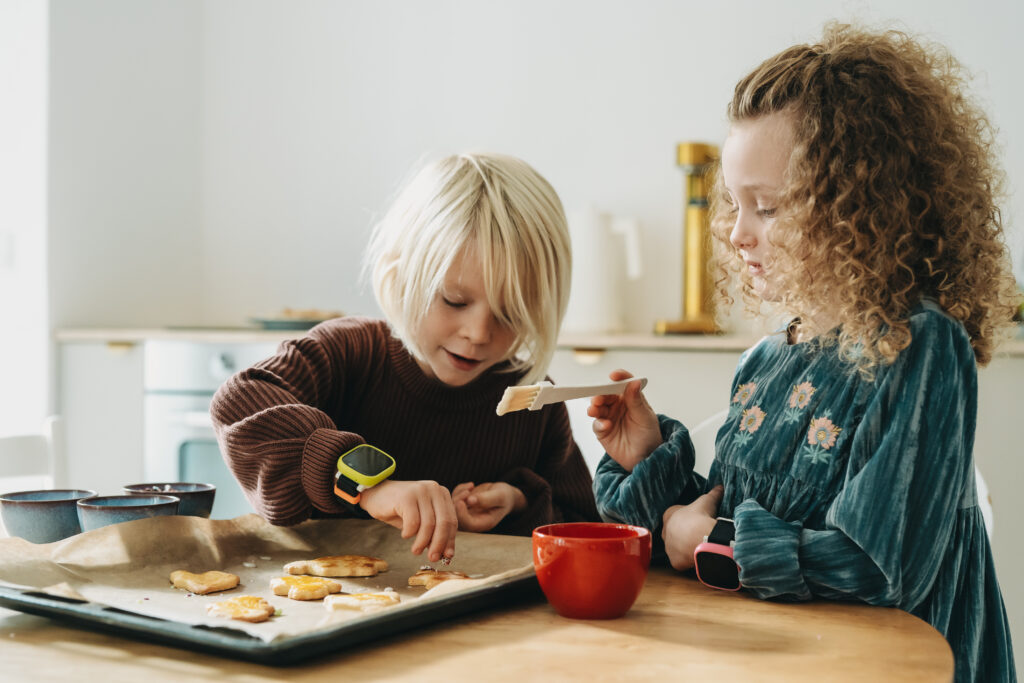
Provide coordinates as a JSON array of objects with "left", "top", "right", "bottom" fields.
[{"left": 694, "top": 517, "right": 741, "bottom": 591}]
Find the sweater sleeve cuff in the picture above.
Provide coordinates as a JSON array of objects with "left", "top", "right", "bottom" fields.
[
  {"left": 734, "top": 499, "right": 812, "bottom": 601},
  {"left": 594, "top": 415, "right": 698, "bottom": 529},
  {"left": 494, "top": 467, "right": 552, "bottom": 535},
  {"left": 302, "top": 428, "right": 365, "bottom": 515}
]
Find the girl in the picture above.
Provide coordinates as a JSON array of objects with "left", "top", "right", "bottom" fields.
[
  {"left": 212, "top": 152, "right": 598, "bottom": 565},
  {"left": 590, "top": 24, "right": 1017, "bottom": 682}
]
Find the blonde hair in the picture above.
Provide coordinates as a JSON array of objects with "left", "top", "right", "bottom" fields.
[
  {"left": 365, "top": 152, "right": 571, "bottom": 385},
  {"left": 710, "top": 22, "right": 1020, "bottom": 372}
]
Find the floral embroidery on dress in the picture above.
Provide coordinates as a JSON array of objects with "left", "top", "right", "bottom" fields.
[
  {"left": 801, "top": 413, "right": 842, "bottom": 464},
  {"left": 734, "top": 405, "right": 765, "bottom": 446},
  {"left": 782, "top": 380, "right": 816, "bottom": 424},
  {"left": 729, "top": 382, "right": 757, "bottom": 418}
]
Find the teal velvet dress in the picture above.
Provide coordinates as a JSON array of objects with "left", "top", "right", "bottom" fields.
[{"left": 594, "top": 300, "right": 1015, "bottom": 682}]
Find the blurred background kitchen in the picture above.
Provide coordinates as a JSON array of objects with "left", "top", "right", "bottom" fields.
[{"left": 2, "top": 0, "right": 1022, "bottom": 669}]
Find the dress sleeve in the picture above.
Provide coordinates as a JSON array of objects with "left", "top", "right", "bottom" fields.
[
  {"left": 210, "top": 335, "right": 364, "bottom": 526},
  {"left": 734, "top": 316, "right": 976, "bottom": 609},
  {"left": 593, "top": 415, "right": 707, "bottom": 531},
  {"left": 493, "top": 401, "right": 600, "bottom": 535}
]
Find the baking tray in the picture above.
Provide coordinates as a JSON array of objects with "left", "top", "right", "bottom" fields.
[
  {"left": 0, "top": 515, "right": 542, "bottom": 665},
  {"left": 0, "top": 571, "right": 542, "bottom": 665}
]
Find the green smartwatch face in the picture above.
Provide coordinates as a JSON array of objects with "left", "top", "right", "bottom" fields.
[{"left": 336, "top": 444, "right": 395, "bottom": 488}]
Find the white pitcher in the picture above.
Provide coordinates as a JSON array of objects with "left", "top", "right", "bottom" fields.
[{"left": 562, "top": 206, "right": 643, "bottom": 335}]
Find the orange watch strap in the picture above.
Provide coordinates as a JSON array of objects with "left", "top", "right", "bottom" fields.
[
  {"left": 333, "top": 471, "right": 362, "bottom": 505},
  {"left": 333, "top": 481, "right": 361, "bottom": 504}
]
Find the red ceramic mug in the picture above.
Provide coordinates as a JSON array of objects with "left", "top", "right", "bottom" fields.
[{"left": 532, "top": 522, "right": 652, "bottom": 619}]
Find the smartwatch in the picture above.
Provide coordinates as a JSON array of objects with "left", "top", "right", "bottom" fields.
[
  {"left": 332, "top": 444, "right": 396, "bottom": 505},
  {"left": 694, "top": 517, "right": 741, "bottom": 591}
]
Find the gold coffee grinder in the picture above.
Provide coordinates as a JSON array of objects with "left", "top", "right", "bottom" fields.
[{"left": 655, "top": 142, "right": 720, "bottom": 334}]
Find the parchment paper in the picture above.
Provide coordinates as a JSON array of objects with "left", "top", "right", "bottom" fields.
[{"left": 0, "top": 514, "right": 534, "bottom": 643}]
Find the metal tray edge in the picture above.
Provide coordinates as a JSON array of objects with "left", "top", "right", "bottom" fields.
[{"left": 0, "top": 574, "right": 543, "bottom": 665}]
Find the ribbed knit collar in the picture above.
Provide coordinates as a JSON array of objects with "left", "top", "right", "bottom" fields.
[{"left": 386, "top": 333, "right": 521, "bottom": 413}]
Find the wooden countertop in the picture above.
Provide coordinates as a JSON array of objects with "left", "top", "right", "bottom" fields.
[{"left": 0, "top": 566, "right": 952, "bottom": 682}]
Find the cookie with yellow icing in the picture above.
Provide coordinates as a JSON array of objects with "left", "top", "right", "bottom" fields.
[
  {"left": 206, "top": 595, "right": 275, "bottom": 622},
  {"left": 270, "top": 575, "right": 343, "bottom": 600}
]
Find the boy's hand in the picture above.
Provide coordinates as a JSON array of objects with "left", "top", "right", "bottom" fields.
[
  {"left": 661, "top": 485, "right": 724, "bottom": 571},
  {"left": 359, "top": 480, "right": 458, "bottom": 563},
  {"left": 587, "top": 369, "right": 662, "bottom": 471},
  {"left": 452, "top": 481, "right": 526, "bottom": 532}
]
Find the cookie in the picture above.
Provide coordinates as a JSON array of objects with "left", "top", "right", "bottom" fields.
[
  {"left": 206, "top": 595, "right": 275, "bottom": 623},
  {"left": 284, "top": 555, "right": 389, "bottom": 578},
  {"left": 324, "top": 592, "right": 401, "bottom": 612},
  {"left": 169, "top": 569, "right": 240, "bottom": 595},
  {"left": 270, "top": 575, "right": 343, "bottom": 601},
  {"left": 408, "top": 568, "right": 470, "bottom": 590}
]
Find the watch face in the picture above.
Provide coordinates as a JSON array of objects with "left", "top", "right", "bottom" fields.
[
  {"left": 341, "top": 445, "right": 394, "bottom": 476},
  {"left": 695, "top": 551, "right": 740, "bottom": 591}
]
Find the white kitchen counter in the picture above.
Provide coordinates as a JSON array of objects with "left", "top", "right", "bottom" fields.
[
  {"left": 54, "top": 325, "right": 1024, "bottom": 356},
  {"left": 53, "top": 326, "right": 763, "bottom": 351}
]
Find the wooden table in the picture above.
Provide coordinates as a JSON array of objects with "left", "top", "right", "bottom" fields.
[{"left": 0, "top": 566, "right": 952, "bottom": 682}]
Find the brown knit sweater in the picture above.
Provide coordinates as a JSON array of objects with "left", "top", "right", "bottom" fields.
[{"left": 210, "top": 316, "right": 599, "bottom": 535}]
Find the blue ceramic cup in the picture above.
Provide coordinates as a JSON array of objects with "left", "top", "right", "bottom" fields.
[
  {"left": 0, "top": 489, "right": 97, "bottom": 543},
  {"left": 76, "top": 494, "right": 180, "bottom": 532},
  {"left": 122, "top": 482, "right": 216, "bottom": 518}
]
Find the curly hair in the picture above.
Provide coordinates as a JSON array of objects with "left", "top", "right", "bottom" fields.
[{"left": 709, "top": 22, "right": 1020, "bottom": 371}]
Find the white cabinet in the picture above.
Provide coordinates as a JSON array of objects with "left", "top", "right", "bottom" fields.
[
  {"left": 58, "top": 336, "right": 281, "bottom": 511},
  {"left": 974, "top": 353, "right": 1024, "bottom": 664},
  {"left": 549, "top": 346, "right": 742, "bottom": 474},
  {"left": 58, "top": 341, "right": 145, "bottom": 494}
]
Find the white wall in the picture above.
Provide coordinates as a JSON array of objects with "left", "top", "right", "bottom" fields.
[
  {"left": 0, "top": 0, "right": 48, "bottom": 436},
  {"left": 194, "top": 0, "right": 1024, "bottom": 331},
  {"left": 48, "top": 0, "right": 1024, "bottom": 332},
  {"left": 49, "top": 0, "right": 204, "bottom": 329}
]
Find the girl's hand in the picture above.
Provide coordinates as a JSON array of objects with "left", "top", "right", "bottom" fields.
[
  {"left": 586, "top": 369, "right": 662, "bottom": 471},
  {"left": 359, "top": 480, "right": 458, "bottom": 563},
  {"left": 452, "top": 481, "right": 527, "bottom": 532},
  {"left": 661, "top": 485, "right": 724, "bottom": 571}
]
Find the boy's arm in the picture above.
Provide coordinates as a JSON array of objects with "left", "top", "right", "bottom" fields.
[{"left": 211, "top": 333, "right": 362, "bottom": 525}]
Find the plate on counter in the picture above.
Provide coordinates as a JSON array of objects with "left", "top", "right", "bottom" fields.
[{"left": 248, "top": 309, "right": 345, "bottom": 330}]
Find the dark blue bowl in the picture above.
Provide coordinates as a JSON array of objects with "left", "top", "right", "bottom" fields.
[
  {"left": 76, "top": 494, "right": 180, "bottom": 532},
  {"left": 122, "top": 482, "right": 216, "bottom": 518},
  {"left": 0, "top": 489, "right": 97, "bottom": 543}
]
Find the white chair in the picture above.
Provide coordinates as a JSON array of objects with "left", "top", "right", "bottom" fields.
[
  {"left": 690, "top": 408, "right": 728, "bottom": 478},
  {"left": 975, "top": 466, "right": 994, "bottom": 540},
  {"left": 0, "top": 416, "right": 65, "bottom": 491},
  {"left": 687, "top": 408, "right": 993, "bottom": 538}
]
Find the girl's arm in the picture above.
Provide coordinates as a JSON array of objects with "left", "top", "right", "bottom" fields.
[
  {"left": 593, "top": 415, "right": 708, "bottom": 531},
  {"left": 734, "top": 313, "right": 975, "bottom": 610}
]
